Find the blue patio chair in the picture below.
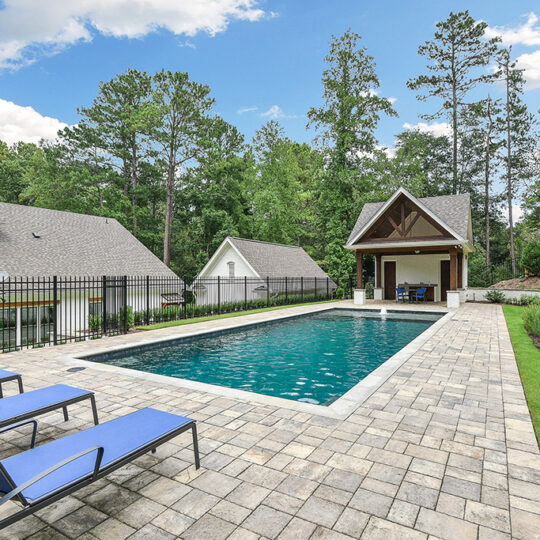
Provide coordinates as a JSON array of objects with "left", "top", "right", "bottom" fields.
[
  {"left": 0, "top": 408, "right": 199, "bottom": 529},
  {"left": 0, "top": 370, "right": 23, "bottom": 398},
  {"left": 0, "top": 385, "right": 99, "bottom": 446},
  {"left": 395, "top": 287, "right": 408, "bottom": 303},
  {"left": 411, "top": 287, "right": 427, "bottom": 303}
]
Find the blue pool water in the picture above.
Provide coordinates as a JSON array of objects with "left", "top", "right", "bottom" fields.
[{"left": 88, "top": 309, "right": 441, "bottom": 405}]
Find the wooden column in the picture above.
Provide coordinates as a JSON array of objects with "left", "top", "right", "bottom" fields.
[
  {"left": 457, "top": 252, "right": 463, "bottom": 289},
  {"left": 375, "top": 254, "right": 382, "bottom": 288},
  {"left": 449, "top": 249, "right": 458, "bottom": 291},
  {"left": 356, "top": 250, "right": 363, "bottom": 289}
]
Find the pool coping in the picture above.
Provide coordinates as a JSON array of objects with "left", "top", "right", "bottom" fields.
[{"left": 58, "top": 304, "right": 453, "bottom": 420}]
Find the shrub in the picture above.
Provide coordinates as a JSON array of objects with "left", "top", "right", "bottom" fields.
[
  {"left": 520, "top": 295, "right": 540, "bottom": 306},
  {"left": 523, "top": 304, "right": 540, "bottom": 338},
  {"left": 89, "top": 315, "right": 102, "bottom": 332},
  {"left": 118, "top": 306, "right": 135, "bottom": 330},
  {"left": 521, "top": 241, "right": 540, "bottom": 276},
  {"left": 486, "top": 290, "right": 506, "bottom": 303},
  {"left": 335, "top": 287, "right": 344, "bottom": 299}
]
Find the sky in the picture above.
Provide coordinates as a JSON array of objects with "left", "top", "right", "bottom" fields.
[{"left": 0, "top": 0, "right": 539, "bottom": 218}]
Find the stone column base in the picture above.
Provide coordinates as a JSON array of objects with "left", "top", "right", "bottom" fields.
[
  {"left": 354, "top": 289, "right": 366, "bottom": 305},
  {"left": 373, "top": 288, "right": 383, "bottom": 301},
  {"left": 447, "top": 290, "right": 460, "bottom": 308}
]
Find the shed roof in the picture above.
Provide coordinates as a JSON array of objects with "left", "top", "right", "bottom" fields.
[
  {"left": 227, "top": 237, "right": 332, "bottom": 280},
  {"left": 0, "top": 202, "right": 177, "bottom": 278}
]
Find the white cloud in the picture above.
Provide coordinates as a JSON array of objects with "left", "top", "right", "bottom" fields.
[
  {"left": 485, "top": 12, "right": 540, "bottom": 46},
  {"left": 0, "top": 98, "right": 67, "bottom": 145},
  {"left": 388, "top": 97, "right": 398, "bottom": 105},
  {"left": 237, "top": 106, "right": 258, "bottom": 114},
  {"left": 260, "top": 105, "right": 297, "bottom": 119},
  {"left": 403, "top": 121, "right": 451, "bottom": 138},
  {"left": 0, "top": 0, "right": 266, "bottom": 69},
  {"left": 516, "top": 49, "right": 540, "bottom": 89},
  {"left": 501, "top": 204, "right": 524, "bottom": 223}
]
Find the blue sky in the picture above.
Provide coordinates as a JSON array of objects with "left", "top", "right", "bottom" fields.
[{"left": 0, "top": 0, "right": 539, "bottom": 157}]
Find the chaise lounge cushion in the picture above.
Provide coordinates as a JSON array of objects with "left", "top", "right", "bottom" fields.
[
  {"left": 0, "top": 370, "right": 18, "bottom": 380},
  {"left": 0, "top": 408, "right": 192, "bottom": 504},
  {"left": 0, "top": 385, "right": 91, "bottom": 425}
]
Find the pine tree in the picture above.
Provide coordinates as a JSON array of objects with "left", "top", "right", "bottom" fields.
[{"left": 407, "top": 11, "right": 500, "bottom": 193}]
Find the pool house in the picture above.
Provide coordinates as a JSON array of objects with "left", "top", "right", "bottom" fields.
[{"left": 345, "top": 187, "right": 474, "bottom": 306}]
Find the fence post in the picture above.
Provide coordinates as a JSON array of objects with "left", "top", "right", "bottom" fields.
[
  {"left": 301, "top": 277, "right": 304, "bottom": 302},
  {"left": 102, "top": 275, "right": 107, "bottom": 335},
  {"left": 122, "top": 276, "right": 128, "bottom": 334},
  {"left": 183, "top": 279, "right": 187, "bottom": 319},
  {"left": 217, "top": 276, "right": 221, "bottom": 314},
  {"left": 326, "top": 277, "right": 329, "bottom": 299},
  {"left": 314, "top": 277, "right": 317, "bottom": 301},
  {"left": 348, "top": 275, "right": 353, "bottom": 298},
  {"left": 285, "top": 276, "right": 288, "bottom": 304},
  {"left": 244, "top": 276, "right": 247, "bottom": 310},
  {"left": 266, "top": 277, "right": 270, "bottom": 307},
  {"left": 53, "top": 276, "right": 58, "bottom": 345},
  {"left": 145, "top": 276, "right": 150, "bottom": 325}
]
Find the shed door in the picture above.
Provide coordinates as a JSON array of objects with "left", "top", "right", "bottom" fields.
[
  {"left": 440, "top": 260, "right": 450, "bottom": 301},
  {"left": 384, "top": 261, "right": 396, "bottom": 300}
]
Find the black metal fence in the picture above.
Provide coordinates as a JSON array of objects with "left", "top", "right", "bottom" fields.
[{"left": 0, "top": 274, "right": 357, "bottom": 353}]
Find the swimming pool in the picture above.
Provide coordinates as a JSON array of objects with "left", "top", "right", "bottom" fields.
[{"left": 84, "top": 309, "right": 442, "bottom": 405}]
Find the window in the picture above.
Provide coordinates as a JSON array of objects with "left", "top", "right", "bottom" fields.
[
  {"left": 227, "top": 261, "right": 235, "bottom": 278},
  {"left": 89, "top": 301, "right": 102, "bottom": 318}
]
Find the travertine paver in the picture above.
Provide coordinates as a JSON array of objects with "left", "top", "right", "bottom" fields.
[{"left": 0, "top": 301, "right": 539, "bottom": 539}]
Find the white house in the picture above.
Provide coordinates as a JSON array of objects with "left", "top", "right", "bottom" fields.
[
  {"left": 0, "top": 202, "right": 181, "bottom": 348},
  {"left": 345, "top": 187, "right": 474, "bottom": 305},
  {"left": 194, "top": 236, "right": 336, "bottom": 305}
]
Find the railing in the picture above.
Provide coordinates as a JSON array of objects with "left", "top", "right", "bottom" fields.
[{"left": 0, "top": 274, "right": 357, "bottom": 353}]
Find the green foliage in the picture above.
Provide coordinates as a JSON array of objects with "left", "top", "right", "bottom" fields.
[
  {"left": 486, "top": 290, "right": 506, "bottom": 303},
  {"left": 521, "top": 241, "right": 540, "bottom": 275},
  {"left": 503, "top": 305, "right": 540, "bottom": 442},
  {"left": 89, "top": 315, "right": 101, "bottom": 333},
  {"left": 523, "top": 304, "right": 540, "bottom": 338},
  {"left": 119, "top": 306, "right": 135, "bottom": 330}
]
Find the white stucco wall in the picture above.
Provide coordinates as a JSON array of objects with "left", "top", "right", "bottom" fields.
[
  {"left": 381, "top": 254, "right": 451, "bottom": 301},
  {"left": 200, "top": 244, "right": 257, "bottom": 278}
]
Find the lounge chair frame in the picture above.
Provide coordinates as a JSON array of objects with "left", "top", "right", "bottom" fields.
[
  {"left": 0, "top": 390, "right": 99, "bottom": 432},
  {"left": 0, "top": 373, "right": 23, "bottom": 398},
  {"left": 0, "top": 419, "right": 199, "bottom": 529}
]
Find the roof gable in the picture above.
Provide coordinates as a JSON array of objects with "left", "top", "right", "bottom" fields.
[
  {"left": 347, "top": 188, "right": 471, "bottom": 247},
  {"left": 0, "top": 203, "right": 177, "bottom": 278}
]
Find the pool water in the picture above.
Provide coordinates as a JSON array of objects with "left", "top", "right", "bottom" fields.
[{"left": 89, "top": 309, "right": 441, "bottom": 405}]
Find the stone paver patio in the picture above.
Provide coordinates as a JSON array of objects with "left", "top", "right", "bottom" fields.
[{"left": 0, "top": 301, "right": 539, "bottom": 539}]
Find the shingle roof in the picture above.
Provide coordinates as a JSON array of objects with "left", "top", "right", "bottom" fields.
[
  {"left": 346, "top": 192, "right": 471, "bottom": 246},
  {"left": 0, "top": 202, "right": 177, "bottom": 278},
  {"left": 228, "top": 237, "right": 332, "bottom": 280}
]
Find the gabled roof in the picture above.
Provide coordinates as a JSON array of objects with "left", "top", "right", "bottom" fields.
[
  {"left": 346, "top": 188, "right": 472, "bottom": 247},
  {"left": 0, "top": 202, "right": 177, "bottom": 278},
  {"left": 201, "top": 236, "right": 333, "bottom": 280}
]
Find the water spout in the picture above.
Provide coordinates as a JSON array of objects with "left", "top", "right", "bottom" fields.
[{"left": 380, "top": 307, "right": 388, "bottom": 315}]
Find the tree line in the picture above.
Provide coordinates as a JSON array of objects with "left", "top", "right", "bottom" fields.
[{"left": 0, "top": 11, "right": 538, "bottom": 285}]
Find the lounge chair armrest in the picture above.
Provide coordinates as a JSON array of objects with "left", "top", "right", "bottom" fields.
[
  {"left": 0, "top": 445, "right": 104, "bottom": 507},
  {"left": 0, "top": 420, "right": 38, "bottom": 449}
]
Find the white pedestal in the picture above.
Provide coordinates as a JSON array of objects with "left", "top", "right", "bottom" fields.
[
  {"left": 354, "top": 289, "right": 366, "bottom": 305},
  {"left": 373, "top": 288, "right": 383, "bottom": 301},
  {"left": 447, "top": 290, "right": 460, "bottom": 308}
]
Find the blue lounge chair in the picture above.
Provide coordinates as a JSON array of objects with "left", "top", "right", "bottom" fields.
[
  {"left": 0, "top": 408, "right": 199, "bottom": 529},
  {"left": 0, "top": 385, "right": 99, "bottom": 445},
  {"left": 395, "top": 287, "right": 408, "bottom": 303},
  {"left": 411, "top": 287, "right": 427, "bottom": 303},
  {"left": 0, "top": 370, "right": 23, "bottom": 398}
]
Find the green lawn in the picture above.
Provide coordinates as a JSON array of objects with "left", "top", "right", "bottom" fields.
[
  {"left": 136, "top": 299, "right": 342, "bottom": 331},
  {"left": 503, "top": 304, "right": 540, "bottom": 444}
]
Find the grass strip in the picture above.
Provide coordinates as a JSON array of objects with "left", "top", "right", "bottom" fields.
[
  {"left": 136, "top": 299, "right": 341, "bottom": 331},
  {"left": 502, "top": 304, "right": 540, "bottom": 444}
]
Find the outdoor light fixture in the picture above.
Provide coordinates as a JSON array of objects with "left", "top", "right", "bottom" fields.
[
  {"left": 32, "top": 232, "right": 40, "bottom": 238},
  {"left": 414, "top": 250, "right": 420, "bottom": 254}
]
